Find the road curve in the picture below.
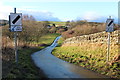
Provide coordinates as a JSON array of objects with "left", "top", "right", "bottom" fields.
[{"left": 31, "top": 36, "right": 110, "bottom": 79}]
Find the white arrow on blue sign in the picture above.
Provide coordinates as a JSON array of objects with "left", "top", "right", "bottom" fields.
[
  {"left": 10, "top": 26, "right": 22, "bottom": 32},
  {"left": 9, "top": 13, "right": 22, "bottom": 32}
]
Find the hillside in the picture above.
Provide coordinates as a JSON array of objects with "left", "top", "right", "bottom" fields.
[{"left": 61, "top": 21, "right": 119, "bottom": 39}]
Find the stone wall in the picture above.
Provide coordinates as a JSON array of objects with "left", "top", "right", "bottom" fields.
[{"left": 63, "top": 30, "right": 120, "bottom": 45}]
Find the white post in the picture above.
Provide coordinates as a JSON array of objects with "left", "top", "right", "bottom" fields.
[
  {"left": 106, "top": 16, "right": 111, "bottom": 62},
  {"left": 107, "top": 32, "right": 110, "bottom": 62}
]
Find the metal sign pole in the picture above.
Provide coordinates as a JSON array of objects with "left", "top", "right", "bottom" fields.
[
  {"left": 106, "top": 16, "right": 112, "bottom": 62},
  {"left": 14, "top": 8, "right": 18, "bottom": 64},
  {"left": 107, "top": 32, "right": 110, "bottom": 62}
]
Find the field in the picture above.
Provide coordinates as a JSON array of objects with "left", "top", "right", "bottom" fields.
[
  {"left": 37, "top": 33, "right": 60, "bottom": 45},
  {"left": 52, "top": 39, "right": 120, "bottom": 79},
  {"left": 49, "top": 21, "right": 66, "bottom": 26},
  {"left": 38, "top": 21, "right": 66, "bottom": 26}
]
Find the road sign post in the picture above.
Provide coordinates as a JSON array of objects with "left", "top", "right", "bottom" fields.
[
  {"left": 107, "top": 32, "right": 110, "bottom": 62},
  {"left": 14, "top": 31, "right": 18, "bottom": 64},
  {"left": 106, "top": 16, "right": 114, "bottom": 62},
  {"left": 9, "top": 8, "right": 22, "bottom": 64},
  {"left": 14, "top": 8, "right": 18, "bottom": 64}
]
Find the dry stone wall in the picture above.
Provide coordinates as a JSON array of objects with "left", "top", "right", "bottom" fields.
[{"left": 63, "top": 30, "right": 120, "bottom": 44}]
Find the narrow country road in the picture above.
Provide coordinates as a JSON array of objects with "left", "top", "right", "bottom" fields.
[{"left": 31, "top": 36, "right": 110, "bottom": 79}]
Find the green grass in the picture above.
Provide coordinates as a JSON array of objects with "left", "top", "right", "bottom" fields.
[
  {"left": 52, "top": 43, "right": 120, "bottom": 79},
  {"left": 38, "top": 21, "right": 66, "bottom": 26},
  {"left": 4, "top": 33, "right": 60, "bottom": 79},
  {"left": 49, "top": 21, "right": 66, "bottom": 26},
  {"left": 38, "top": 33, "right": 60, "bottom": 45},
  {"left": 57, "top": 37, "right": 64, "bottom": 47},
  {"left": 6, "top": 48, "right": 45, "bottom": 79},
  {"left": 31, "top": 33, "right": 60, "bottom": 45}
]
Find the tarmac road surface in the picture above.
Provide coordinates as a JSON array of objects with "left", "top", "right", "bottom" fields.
[{"left": 31, "top": 36, "right": 111, "bottom": 79}]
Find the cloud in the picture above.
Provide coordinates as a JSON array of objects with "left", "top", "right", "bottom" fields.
[
  {"left": 19, "top": 9, "right": 61, "bottom": 21},
  {"left": 76, "top": 11, "right": 107, "bottom": 22},
  {"left": 0, "top": 2, "right": 61, "bottom": 22},
  {"left": 76, "top": 11, "right": 118, "bottom": 23},
  {"left": 0, "top": 1, "right": 13, "bottom": 20},
  {"left": 81, "top": 11, "right": 101, "bottom": 21}
]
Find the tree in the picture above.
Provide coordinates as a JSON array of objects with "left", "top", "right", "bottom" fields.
[
  {"left": 20, "top": 15, "right": 49, "bottom": 44},
  {"left": 29, "top": 15, "right": 36, "bottom": 21},
  {"left": 22, "top": 15, "right": 36, "bottom": 21}
]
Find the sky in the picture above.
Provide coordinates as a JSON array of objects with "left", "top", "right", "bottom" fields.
[{"left": 0, "top": 0, "right": 119, "bottom": 23}]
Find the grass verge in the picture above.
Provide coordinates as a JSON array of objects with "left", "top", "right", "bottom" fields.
[
  {"left": 4, "top": 47, "right": 46, "bottom": 79},
  {"left": 52, "top": 43, "right": 120, "bottom": 79},
  {"left": 2, "top": 33, "right": 60, "bottom": 79}
]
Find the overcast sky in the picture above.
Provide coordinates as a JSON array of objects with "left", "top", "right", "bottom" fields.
[{"left": 0, "top": 0, "right": 119, "bottom": 22}]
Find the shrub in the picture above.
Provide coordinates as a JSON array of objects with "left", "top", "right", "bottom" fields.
[{"left": 62, "top": 21, "right": 106, "bottom": 39}]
